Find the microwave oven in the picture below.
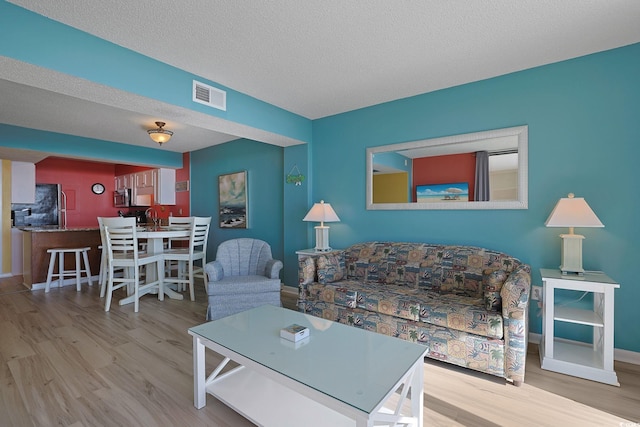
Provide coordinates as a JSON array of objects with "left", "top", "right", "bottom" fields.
[{"left": 113, "top": 189, "right": 130, "bottom": 208}]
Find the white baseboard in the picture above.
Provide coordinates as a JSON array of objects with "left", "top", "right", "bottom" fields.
[{"left": 528, "top": 332, "right": 640, "bottom": 366}]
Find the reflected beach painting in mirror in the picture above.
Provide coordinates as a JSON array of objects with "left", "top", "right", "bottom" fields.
[{"left": 416, "top": 182, "right": 469, "bottom": 203}]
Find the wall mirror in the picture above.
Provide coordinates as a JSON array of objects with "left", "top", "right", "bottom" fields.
[{"left": 366, "top": 125, "right": 528, "bottom": 210}]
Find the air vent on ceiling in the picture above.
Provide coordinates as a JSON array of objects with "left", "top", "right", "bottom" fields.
[{"left": 193, "top": 80, "right": 226, "bottom": 111}]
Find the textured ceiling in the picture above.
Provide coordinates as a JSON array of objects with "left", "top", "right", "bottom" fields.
[{"left": 2, "top": 0, "right": 640, "bottom": 159}]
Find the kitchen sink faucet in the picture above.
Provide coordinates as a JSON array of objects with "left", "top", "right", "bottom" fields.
[{"left": 145, "top": 207, "right": 158, "bottom": 225}]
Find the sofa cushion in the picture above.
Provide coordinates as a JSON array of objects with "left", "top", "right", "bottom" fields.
[
  {"left": 316, "top": 253, "right": 346, "bottom": 284},
  {"left": 306, "top": 281, "right": 358, "bottom": 308},
  {"left": 301, "top": 301, "right": 507, "bottom": 378},
  {"left": 418, "top": 293, "right": 504, "bottom": 339},
  {"left": 417, "top": 245, "right": 520, "bottom": 297},
  {"left": 298, "top": 256, "right": 316, "bottom": 285},
  {"left": 344, "top": 242, "right": 378, "bottom": 280},
  {"left": 483, "top": 269, "right": 508, "bottom": 311},
  {"left": 344, "top": 242, "right": 422, "bottom": 287},
  {"left": 355, "top": 283, "right": 420, "bottom": 321},
  {"left": 415, "top": 322, "right": 505, "bottom": 377}
]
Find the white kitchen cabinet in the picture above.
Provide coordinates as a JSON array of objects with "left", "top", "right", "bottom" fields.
[
  {"left": 115, "top": 174, "right": 128, "bottom": 190},
  {"left": 116, "top": 168, "right": 175, "bottom": 205},
  {"left": 136, "top": 170, "right": 154, "bottom": 188},
  {"left": 115, "top": 173, "right": 135, "bottom": 190},
  {"left": 11, "top": 161, "right": 36, "bottom": 203},
  {"left": 154, "top": 168, "right": 176, "bottom": 205}
]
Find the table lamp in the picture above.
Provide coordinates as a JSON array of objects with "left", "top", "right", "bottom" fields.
[
  {"left": 303, "top": 200, "right": 340, "bottom": 252},
  {"left": 545, "top": 193, "right": 604, "bottom": 275}
]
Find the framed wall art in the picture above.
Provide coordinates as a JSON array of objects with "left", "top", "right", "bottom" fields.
[
  {"left": 218, "top": 171, "right": 247, "bottom": 228},
  {"left": 175, "top": 180, "right": 190, "bottom": 192}
]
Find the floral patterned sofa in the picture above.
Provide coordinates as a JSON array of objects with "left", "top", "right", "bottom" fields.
[{"left": 297, "top": 242, "right": 531, "bottom": 386}]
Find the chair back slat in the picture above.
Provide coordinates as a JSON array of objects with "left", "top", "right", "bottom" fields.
[
  {"left": 191, "top": 217, "right": 211, "bottom": 255},
  {"left": 101, "top": 217, "right": 139, "bottom": 260},
  {"left": 168, "top": 216, "right": 192, "bottom": 248}
]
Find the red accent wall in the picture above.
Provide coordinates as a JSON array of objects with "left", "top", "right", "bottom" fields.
[
  {"left": 36, "top": 153, "right": 191, "bottom": 226},
  {"left": 412, "top": 153, "right": 476, "bottom": 202},
  {"left": 36, "top": 158, "right": 121, "bottom": 227}
]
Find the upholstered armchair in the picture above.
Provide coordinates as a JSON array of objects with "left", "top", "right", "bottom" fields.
[{"left": 205, "top": 238, "right": 283, "bottom": 320}]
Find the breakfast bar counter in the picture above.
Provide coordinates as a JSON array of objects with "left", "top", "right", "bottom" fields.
[{"left": 22, "top": 227, "right": 101, "bottom": 289}]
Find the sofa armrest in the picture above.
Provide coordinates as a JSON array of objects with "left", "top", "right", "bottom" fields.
[
  {"left": 205, "top": 261, "right": 224, "bottom": 282},
  {"left": 500, "top": 265, "right": 531, "bottom": 385},
  {"left": 265, "top": 259, "right": 283, "bottom": 279},
  {"left": 501, "top": 265, "right": 531, "bottom": 316}
]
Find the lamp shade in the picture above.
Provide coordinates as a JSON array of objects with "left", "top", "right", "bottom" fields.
[
  {"left": 303, "top": 200, "right": 340, "bottom": 225},
  {"left": 545, "top": 193, "right": 604, "bottom": 229}
]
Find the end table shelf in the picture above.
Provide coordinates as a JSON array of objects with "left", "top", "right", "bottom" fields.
[
  {"left": 554, "top": 306, "right": 603, "bottom": 327},
  {"left": 539, "top": 268, "right": 620, "bottom": 386}
]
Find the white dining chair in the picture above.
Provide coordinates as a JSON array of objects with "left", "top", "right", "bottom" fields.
[
  {"left": 101, "top": 216, "right": 165, "bottom": 312},
  {"left": 164, "top": 216, "right": 211, "bottom": 301},
  {"left": 168, "top": 216, "right": 193, "bottom": 246},
  {"left": 97, "top": 216, "right": 127, "bottom": 298}
]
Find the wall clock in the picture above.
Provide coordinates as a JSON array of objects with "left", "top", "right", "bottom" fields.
[{"left": 91, "top": 183, "right": 105, "bottom": 195}]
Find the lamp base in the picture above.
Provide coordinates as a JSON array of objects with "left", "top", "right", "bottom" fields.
[
  {"left": 314, "top": 225, "right": 332, "bottom": 252},
  {"left": 559, "top": 233, "right": 585, "bottom": 275}
]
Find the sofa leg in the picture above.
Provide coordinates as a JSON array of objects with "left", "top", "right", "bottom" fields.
[{"left": 512, "top": 380, "right": 523, "bottom": 387}]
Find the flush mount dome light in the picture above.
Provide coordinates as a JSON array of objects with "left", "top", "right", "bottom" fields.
[{"left": 147, "top": 121, "right": 173, "bottom": 145}]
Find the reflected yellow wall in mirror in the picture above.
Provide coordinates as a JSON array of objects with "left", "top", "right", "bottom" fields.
[{"left": 373, "top": 172, "right": 409, "bottom": 203}]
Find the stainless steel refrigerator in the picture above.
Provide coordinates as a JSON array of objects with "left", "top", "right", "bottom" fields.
[{"left": 11, "top": 184, "right": 63, "bottom": 227}]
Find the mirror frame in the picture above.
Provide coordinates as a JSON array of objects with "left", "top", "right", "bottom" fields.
[{"left": 366, "top": 125, "right": 528, "bottom": 210}]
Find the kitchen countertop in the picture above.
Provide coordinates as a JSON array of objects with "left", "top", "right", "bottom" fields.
[{"left": 19, "top": 226, "right": 99, "bottom": 232}]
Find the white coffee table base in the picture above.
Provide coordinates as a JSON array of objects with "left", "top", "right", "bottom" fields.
[{"left": 192, "top": 335, "right": 424, "bottom": 427}]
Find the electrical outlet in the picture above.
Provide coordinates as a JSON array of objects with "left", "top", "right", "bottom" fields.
[{"left": 531, "top": 286, "right": 543, "bottom": 301}]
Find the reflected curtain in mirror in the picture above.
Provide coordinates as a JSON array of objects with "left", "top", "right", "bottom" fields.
[{"left": 474, "top": 151, "right": 490, "bottom": 202}]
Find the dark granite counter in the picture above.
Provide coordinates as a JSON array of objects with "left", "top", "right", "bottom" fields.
[{"left": 20, "top": 226, "right": 99, "bottom": 232}]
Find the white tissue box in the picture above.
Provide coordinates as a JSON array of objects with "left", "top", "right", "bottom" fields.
[{"left": 280, "top": 324, "right": 309, "bottom": 342}]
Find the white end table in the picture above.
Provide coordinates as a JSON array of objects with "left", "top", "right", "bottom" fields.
[
  {"left": 295, "top": 248, "right": 343, "bottom": 257},
  {"left": 539, "top": 268, "right": 620, "bottom": 386}
]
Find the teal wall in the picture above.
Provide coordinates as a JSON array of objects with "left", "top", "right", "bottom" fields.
[
  {"left": 310, "top": 43, "right": 640, "bottom": 352},
  {"left": 190, "top": 139, "right": 285, "bottom": 264},
  {"left": 283, "top": 143, "right": 312, "bottom": 287}
]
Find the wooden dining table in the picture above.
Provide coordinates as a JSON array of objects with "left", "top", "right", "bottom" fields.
[{"left": 117, "top": 225, "right": 190, "bottom": 306}]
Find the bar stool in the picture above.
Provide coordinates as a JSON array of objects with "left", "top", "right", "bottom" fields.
[{"left": 45, "top": 247, "right": 93, "bottom": 292}]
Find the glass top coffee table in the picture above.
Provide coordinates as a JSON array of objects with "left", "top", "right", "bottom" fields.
[{"left": 188, "top": 304, "right": 427, "bottom": 427}]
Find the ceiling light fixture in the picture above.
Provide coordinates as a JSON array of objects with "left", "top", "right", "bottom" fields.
[{"left": 147, "top": 121, "right": 173, "bottom": 145}]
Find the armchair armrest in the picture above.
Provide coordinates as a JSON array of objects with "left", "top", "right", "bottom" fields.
[
  {"left": 265, "top": 259, "right": 283, "bottom": 279},
  {"left": 205, "top": 260, "right": 224, "bottom": 282}
]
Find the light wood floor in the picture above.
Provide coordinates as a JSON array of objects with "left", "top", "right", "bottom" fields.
[{"left": 1, "top": 276, "right": 638, "bottom": 426}]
